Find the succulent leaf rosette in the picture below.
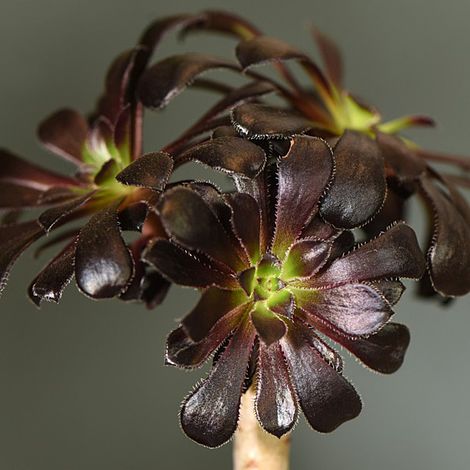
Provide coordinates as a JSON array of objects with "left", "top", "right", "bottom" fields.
[
  {"left": 0, "top": 47, "right": 175, "bottom": 305},
  {"left": 0, "top": 23, "right": 273, "bottom": 306},
  {"left": 144, "top": 134, "right": 425, "bottom": 447}
]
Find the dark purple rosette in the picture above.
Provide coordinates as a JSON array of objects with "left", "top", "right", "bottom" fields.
[
  {"left": 145, "top": 135, "right": 425, "bottom": 447},
  {"left": 0, "top": 17, "right": 274, "bottom": 307}
]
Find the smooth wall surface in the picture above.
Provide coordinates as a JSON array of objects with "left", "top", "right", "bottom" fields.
[{"left": 1, "top": 1, "right": 469, "bottom": 469}]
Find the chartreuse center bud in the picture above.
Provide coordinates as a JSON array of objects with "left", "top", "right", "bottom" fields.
[
  {"left": 239, "top": 255, "right": 284, "bottom": 299},
  {"left": 80, "top": 129, "right": 134, "bottom": 199},
  {"left": 241, "top": 251, "right": 314, "bottom": 307},
  {"left": 323, "top": 85, "right": 430, "bottom": 136},
  {"left": 325, "top": 87, "right": 380, "bottom": 135},
  {"left": 239, "top": 248, "right": 328, "bottom": 347},
  {"left": 238, "top": 254, "right": 296, "bottom": 346}
]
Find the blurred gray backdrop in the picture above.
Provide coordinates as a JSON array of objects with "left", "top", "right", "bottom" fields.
[{"left": 1, "top": 0, "right": 469, "bottom": 469}]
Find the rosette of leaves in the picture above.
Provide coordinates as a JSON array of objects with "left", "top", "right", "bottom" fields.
[
  {"left": 0, "top": 19, "right": 273, "bottom": 306},
  {"left": 0, "top": 46, "right": 174, "bottom": 305},
  {"left": 148, "top": 10, "right": 470, "bottom": 300},
  {"left": 143, "top": 134, "right": 425, "bottom": 447}
]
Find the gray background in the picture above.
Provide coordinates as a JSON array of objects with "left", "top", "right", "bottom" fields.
[{"left": 1, "top": 0, "right": 469, "bottom": 469}]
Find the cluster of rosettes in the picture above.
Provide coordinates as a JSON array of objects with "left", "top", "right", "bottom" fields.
[{"left": 0, "top": 10, "right": 469, "bottom": 447}]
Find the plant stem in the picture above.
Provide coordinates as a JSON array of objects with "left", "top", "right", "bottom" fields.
[{"left": 233, "top": 387, "right": 291, "bottom": 470}]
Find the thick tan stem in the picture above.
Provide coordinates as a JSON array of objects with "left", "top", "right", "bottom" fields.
[{"left": 233, "top": 387, "right": 291, "bottom": 470}]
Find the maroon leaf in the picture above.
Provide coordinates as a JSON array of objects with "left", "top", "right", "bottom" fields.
[
  {"left": 33, "top": 187, "right": 80, "bottom": 209},
  {"left": 157, "top": 186, "right": 246, "bottom": 271},
  {"left": 177, "top": 136, "right": 266, "bottom": 178},
  {"left": 311, "top": 27, "right": 343, "bottom": 86},
  {"left": 419, "top": 176, "right": 470, "bottom": 296},
  {"left": 118, "top": 239, "right": 147, "bottom": 302},
  {"left": 0, "top": 182, "right": 44, "bottom": 209},
  {"left": 294, "top": 284, "right": 392, "bottom": 336},
  {"left": 238, "top": 266, "right": 256, "bottom": 296},
  {"left": 0, "top": 220, "right": 45, "bottom": 295},
  {"left": 96, "top": 47, "right": 145, "bottom": 122},
  {"left": 330, "top": 322, "right": 410, "bottom": 374},
  {"left": 226, "top": 192, "right": 261, "bottom": 263},
  {"left": 138, "top": 53, "right": 240, "bottom": 109},
  {"left": 0, "top": 148, "right": 77, "bottom": 190},
  {"left": 302, "top": 320, "right": 344, "bottom": 372},
  {"left": 166, "top": 302, "right": 249, "bottom": 368},
  {"left": 235, "top": 35, "right": 332, "bottom": 95},
  {"left": 281, "top": 320, "right": 361, "bottom": 432},
  {"left": 180, "top": 317, "right": 256, "bottom": 447},
  {"left": 255, "top": 343, "right": 298, "bottom": 437},
  {"left": 28, "top": 239, "right": 76, "bottom": 306},
  {"left": 320, "top": 131, "right": 386, "bottom": 229},
  {"left": 282, "top": 239, "right": 331, "bottom": 280},
  {"left": 231, "top": 103, "right": 312, "bottom": 139},
  {"left": 37, "top": 108, "right": 88, "bottom": 164},
  {"left": 414, "top": 147, "right": 470, "bottom": 172},
  {"left": 182, "top": 287, "right": 248, "bottom": 341},
  {"left": 38, "top": 192, "right": 94, "bottom": 232},
  {"left": 250, "top": 303, "right": 287, "bottom": 346},
  {"left": 116, "top": 152, "right": 173, "bottom": 191},
  {"left": 272, "top": 136, "right": 334, "bottom": 258},
  {"left": 304, "top": 222, "right": 425, "bottom": 288},
  {"left": 75, "top": 205, "right": 133, "bottom": 298},
  {"left": 376, "top": 132, "right": 426, "bottom": 183},
  {"left": 143, "top": 239, "right": 238, "bottom": 290},
  {"left": 232, "top": 174, "right": 272, "bottom": 254}
]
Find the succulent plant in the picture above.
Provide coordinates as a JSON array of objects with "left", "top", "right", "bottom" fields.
[
  {"left": 1, "top": 10, "right": 469, "bottom": 470},
  {"left": 152, "top": 135, "right": 424, "bottom": 447}
]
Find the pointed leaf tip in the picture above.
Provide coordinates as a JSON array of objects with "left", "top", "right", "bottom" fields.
[
  {"left": 116, "top": 152, "right": 173, "bottom": 191},
  {"left": 138, "top": 53, "right": 239, "bottom": 109}
]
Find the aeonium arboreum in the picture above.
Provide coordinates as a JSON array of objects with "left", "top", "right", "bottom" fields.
[
  {"left": 0, "top": 42, "right": 270, "bottom": 306},
  {"left": 0, "top": 46, "right": 177, "bottom": 305},
  {"left": 143, "top": 135, "right": 425, "bottom": 447}
]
